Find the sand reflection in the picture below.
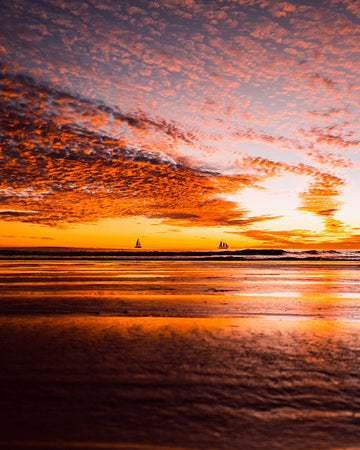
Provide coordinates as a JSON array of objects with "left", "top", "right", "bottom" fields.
[
  {"left": 1, "top": 260, "right": 360, "bottom": 448},
  {"left": 1, "top": 260, "right": 360, "bottom": 320},
  {"left": 0, "top": 314, "right": 360, "bottom": 448}
]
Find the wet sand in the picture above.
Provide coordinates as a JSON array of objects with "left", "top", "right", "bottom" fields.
[{"left": 0, "top": 260, "right": 360, "bottom": 449}]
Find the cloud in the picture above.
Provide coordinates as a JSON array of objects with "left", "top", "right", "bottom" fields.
[
  {"left": 239, "top": 226, "right": 360, "bottom": 248},
  {"left": 239, "top": 155, "right": 346, "bottom": 226},
  {"left": 0, "top": 209, "right": 39, "bottom": 216},
  {"left": 0, "top": 234, "right": 55, "bottom": 240},
  {"left": 232, "top": 127, "right": 357, "bottom": 170},
  {"left": 0, "top": 70, "right": 268, "bottom": 228},
  {"left": 240, "top": 228, "right": 319, "bottom": 248},
  {"left": 2, "top": 66, "right": 349, "bottom": 232},
  {"left": 1, "top": 0, "right": 360, "bottom": 244},
  {"left": 298, "top": 174, "right": 344, "bottom": 222},
  {"left": 300, "top": 126, "right": 360, "bottom": 149},
  {"left": 305, "top": 150, "right": 355, "bottom": 168}
]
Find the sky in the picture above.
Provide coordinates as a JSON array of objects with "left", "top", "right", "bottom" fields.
[{"left": 1, "top": 0, "right": 360, "bottom": 249}]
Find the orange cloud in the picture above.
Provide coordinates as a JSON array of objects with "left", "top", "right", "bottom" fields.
[
  {"left": 1, "top": 71, "right": 269, "bottom": 229},
  {"left": 298, "top": 173, "right": 344, "bottom": 224},
  {"left": 239, "top": 227, "right": 360, "bottom": 249},
  {"left": 239, "top": 155, "right": 346, "bottom": 228}
]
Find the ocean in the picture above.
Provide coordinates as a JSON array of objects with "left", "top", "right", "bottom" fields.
[
  {"left": 0, "top": 252, "right": 360, "bottom": 449},
  {"left": 1, "top": 247, "right": 360, "bottom": 261}
]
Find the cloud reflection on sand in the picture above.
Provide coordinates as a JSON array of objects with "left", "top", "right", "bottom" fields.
[
  {"left": 0, "top": 313, "right": 360, "bottom": 448},
  {"left": 1, "top": 260, "right": 360, "bottom": 320},
  {"left": 1, "top": 259, "right": 360, "bottom": 448}
]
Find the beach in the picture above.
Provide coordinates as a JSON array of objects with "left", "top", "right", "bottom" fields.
[{"left": 0, "top": 258, "right": 360, "bottom": 449}]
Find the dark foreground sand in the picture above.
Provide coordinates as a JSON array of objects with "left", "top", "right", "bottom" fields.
[
  {"left": 0, "top": 260, "right": 360, "bottom": 449},
  {"left": 1, "top": 315, "right": 360, "bottom": 449}
]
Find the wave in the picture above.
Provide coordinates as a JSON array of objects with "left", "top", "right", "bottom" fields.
[{"left": 1, "top": 247, "right": 360, "bottom": 261}]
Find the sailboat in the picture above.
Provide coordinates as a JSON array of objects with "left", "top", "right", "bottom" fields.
[
  {"left": 134, "top": 238, "right": 142, "bottom": 248},
  {"left": 218, "top": 241, "right": 229, "bottom": 249}
]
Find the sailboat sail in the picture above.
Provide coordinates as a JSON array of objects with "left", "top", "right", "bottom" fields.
[
  {"left": 134, "top": 238, "right": 142, "bottom": 248},
  {"left": 218, "top": 240, "right": 228, "bottom": 249}
]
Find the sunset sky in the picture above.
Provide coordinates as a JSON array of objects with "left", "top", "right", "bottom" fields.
[{"left": 1, "top": 0, "right": 360, "bottom": 249}]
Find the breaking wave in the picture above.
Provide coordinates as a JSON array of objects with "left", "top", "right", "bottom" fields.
[{"left": 1, "top": 248, "right": 360, "bottom": 261}]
